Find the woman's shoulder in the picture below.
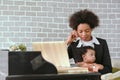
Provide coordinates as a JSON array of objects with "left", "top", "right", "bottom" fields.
[
  {"left": 96, "top": 37, "right": 106, "bottom": 41},
  {"left": 96, "top": 37, "right": 107, "bottom": 44}
]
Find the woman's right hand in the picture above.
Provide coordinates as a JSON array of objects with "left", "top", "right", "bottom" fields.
[
  {"left": 66, "top": 30, "right": 78, "bottom": 45},
  {"left": 76, "top": 62, "right": 99, "bottom": 72}
]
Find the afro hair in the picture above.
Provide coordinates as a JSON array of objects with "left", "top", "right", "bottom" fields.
[{"left": 69, "top": 9, "right": 99, "bottom": 30}]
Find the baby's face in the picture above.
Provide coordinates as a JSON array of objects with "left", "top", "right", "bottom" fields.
[{"left": 83, "top": 49, "right": 96, "bottom": 63}]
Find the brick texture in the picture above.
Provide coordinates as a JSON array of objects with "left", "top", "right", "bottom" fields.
[{"left": 0, "top": 0, "right": 119, "bottom": 59}]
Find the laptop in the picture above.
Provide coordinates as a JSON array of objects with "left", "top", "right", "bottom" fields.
[
  {"left": 32, "top": 41, "right": 88, "bottom": 73},
  {"left": 32, "top": 41, "right": 70, "bottom": 67}
]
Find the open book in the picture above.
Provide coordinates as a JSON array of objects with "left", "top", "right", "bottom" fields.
[{"left": 32, "top": 41, "right": 88, "bottom": 73}]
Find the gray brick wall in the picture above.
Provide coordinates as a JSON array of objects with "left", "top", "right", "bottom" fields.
[{"left": 0, "top": 0, "right": 120, "bottom": 58}]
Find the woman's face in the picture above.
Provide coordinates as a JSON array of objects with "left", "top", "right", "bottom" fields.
[{"left": 77, "top": 23, "right": 92, "bottom": 41}]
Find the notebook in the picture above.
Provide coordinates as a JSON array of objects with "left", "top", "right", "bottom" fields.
[{"left": 32, "top": 41, "right": 88, "bottom": 73}]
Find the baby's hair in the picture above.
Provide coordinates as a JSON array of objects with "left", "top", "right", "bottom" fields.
[{"left": 80, "top": 46, "right": 95, "bottom": 55}]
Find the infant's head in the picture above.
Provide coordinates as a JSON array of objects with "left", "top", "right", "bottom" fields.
[{"left": 80, "top": 46, "right": 96, "bottom": 63}]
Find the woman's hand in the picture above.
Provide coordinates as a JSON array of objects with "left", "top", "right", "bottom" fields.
[
  {"left": 76, "top": 62, "right": 104, "bottom": 72},
  {"left": 78, "top": 63, "right": 98, "bottom": 72},
  {"left": 88, "top": 64, "right": 99, "bottom": 72},
  {"left": 88, "top": 63, "right": 104, "bottom": 72},
  {"left": 66, "top": 30, "right": 78, "bottom": 45},
  {"left": 92, "top": 63, "right": 104, "bottom": 70}
]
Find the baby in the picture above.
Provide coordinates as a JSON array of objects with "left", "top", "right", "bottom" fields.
[{"left": 77, "top": 46, "right": 99, "bottom": 72}]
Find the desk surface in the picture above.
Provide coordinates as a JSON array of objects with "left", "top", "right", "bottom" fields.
[{"left": 6, "top": 72, "right": 101, "bottom": 80}]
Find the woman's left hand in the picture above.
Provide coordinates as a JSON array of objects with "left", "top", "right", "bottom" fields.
[{"left": 92, "top": 63, "right": 104, "bottom": 70}]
